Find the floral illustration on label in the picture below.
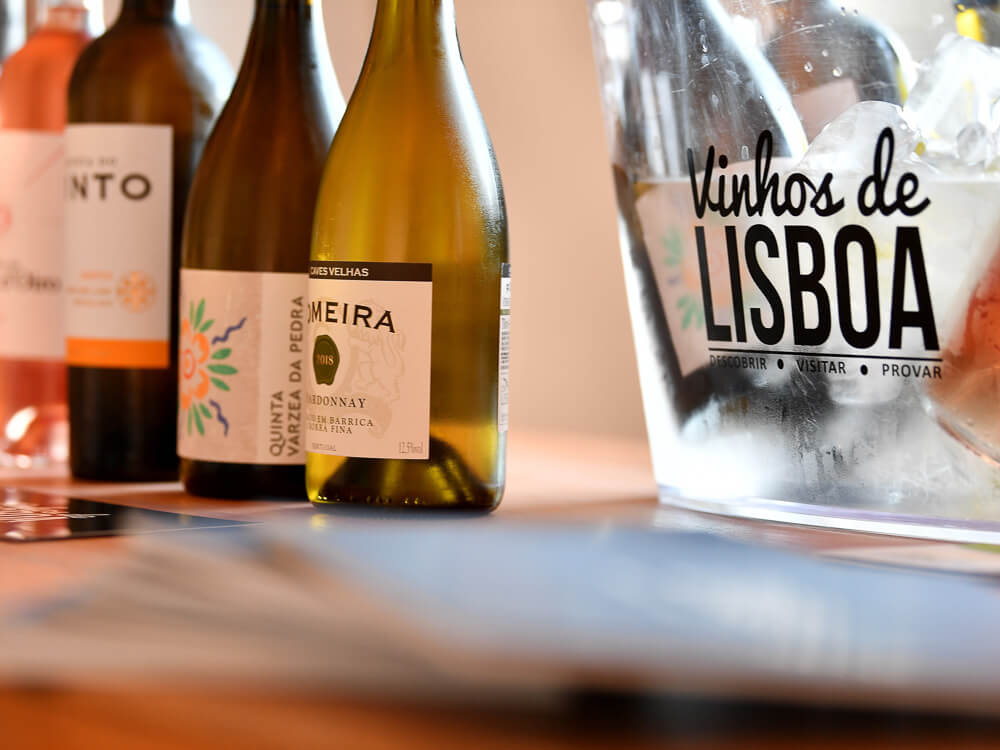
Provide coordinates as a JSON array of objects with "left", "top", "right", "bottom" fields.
[
  {"left": 180, "top": 298, "right": 245, "bottom": 437},
  {"left": 117, "top": 270, "right": 157, "bottom": 313},
  {"left": 662, "top": 227, "right": 706, "bottom": 331}
]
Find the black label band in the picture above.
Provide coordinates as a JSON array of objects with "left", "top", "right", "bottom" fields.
[{"left": 309, "top": 261, "right": 433, "bottom": 282}]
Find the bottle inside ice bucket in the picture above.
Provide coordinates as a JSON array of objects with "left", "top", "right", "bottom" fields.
[{"left": 597, "top": 0, "right": 807, "bottom": 430}]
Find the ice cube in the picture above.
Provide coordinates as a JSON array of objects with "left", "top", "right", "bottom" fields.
[
  {"left": 956, "top": 122, "right": 994, "bottom": 166},
  {"left": 796, "top": 101, "right": 920, "bottom": 175},
  {"left": 905, "top": 34, "right": 1000, "bottom": 164}
]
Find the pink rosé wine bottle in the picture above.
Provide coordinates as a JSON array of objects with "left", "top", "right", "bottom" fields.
[{"left": 0, "top": 0, "right": 101, "bottom": 467}]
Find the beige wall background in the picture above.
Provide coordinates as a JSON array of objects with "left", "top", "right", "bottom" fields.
[{"left": 97, "top": 0, "right": 650, "bottom": 441}]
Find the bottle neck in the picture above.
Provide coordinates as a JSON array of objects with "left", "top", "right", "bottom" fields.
[
  {"left": 246, "top": 0, "right": 326, "bottom": 52},
  {"left": 118, "top": 0, "right": 192, "bottom": 23},
  {"left": 368, "top": 0, "right": 459, "bottom": 59},
  {"left": 35, "top": 0, "right": 102, "bottom": 32},
  {"left": 237, "top": 0, "right": 331, "bottom": 82}
]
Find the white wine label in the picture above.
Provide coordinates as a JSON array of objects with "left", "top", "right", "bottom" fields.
[
  {"left": 177, "top": 269, "right": 306, "bottom": 466},
  {"left": 64, "top": 124, "right": 173, "bottom": 369},
  {"left": 306, "top": 261, "right": 432, "bottom": 460},
  {"left": 0, "top": 131, "right": 66, "bottom": 360},
  {"left": 498, "top": 263, "right": 510, "bottom": 433}
]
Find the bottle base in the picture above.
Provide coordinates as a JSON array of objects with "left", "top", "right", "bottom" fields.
[
  {"left": 0, "top": 404, "right": 69, "bottom": 470},
  {"left": 69, "top": 464, "right": 180, "bottom": 483},
  {"left": 181, "top": 459, "right": 308, "bottom": 501},
  {"left": 309, "top": 437, "right": 504, "bottom": 512}
]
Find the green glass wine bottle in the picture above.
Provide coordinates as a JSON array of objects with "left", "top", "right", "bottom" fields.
[
  {"left": 306, "top": 0, "right": 509, "bottom": 510},
  {"left": 65, "top": 0, "right": 233, "bottom": 481},
  {"left": 178, "top": 0, "right": 344, "bottom": 499}
]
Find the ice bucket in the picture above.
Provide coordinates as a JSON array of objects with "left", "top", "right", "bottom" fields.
[{"left": 588, "top": 0, "right": 1000, "bottom": 541}]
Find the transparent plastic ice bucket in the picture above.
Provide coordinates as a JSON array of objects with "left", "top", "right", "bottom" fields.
[{"left": 589, "top": 0, "right": 1000, "bottom": 541}]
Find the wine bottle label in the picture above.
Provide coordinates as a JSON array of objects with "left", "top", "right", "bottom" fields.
[
  {"left": 0, "top": 131, "right": 66, "bottom": 361},
  {"left": 499, "top": 263, "right": 510, "bottom": 433},
  {"left": 306, "top": 260, "right": 432, "bottom": 460},
  {"left": 177, "top": 269, "right": 306, "bottom": 466},
  {"left": 64, "top": 124, "right": 173, "bottom": 369}
]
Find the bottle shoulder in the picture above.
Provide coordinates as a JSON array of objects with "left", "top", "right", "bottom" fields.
[
  {"left": 312, "top": 66, "right": 508, "bottom": 264},
  {"left": 0, "top": 30, "right": 91, "bottom": 130},
  {"left": 182, "top": 86, "right": 336, "bottom": 271},
  {"left": 68, "top": 21, "right": 234, "bottom": 121},
  {"left": 1, "top": 29, "right": 90, "bottom": 87},
  {"left": 327, "top": 64, "right": 502, "bottom": 189}
]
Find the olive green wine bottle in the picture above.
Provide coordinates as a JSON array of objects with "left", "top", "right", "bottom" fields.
[
  {"left": 65, "top": 0, "right": 233, "bottom": 481},
  {"left": 179, "top": 0, "right": 344, "bottom": 499},
  {"left": 306, "top": 0, "right": 509, "bottom": 510}
]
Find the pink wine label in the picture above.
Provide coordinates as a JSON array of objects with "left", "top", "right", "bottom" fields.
[
  {"left": 0, "top": 131, "right": 65, "bottom": 360},
  {"left": 178, "top": 269, "right": 306, "bottom": 465}
]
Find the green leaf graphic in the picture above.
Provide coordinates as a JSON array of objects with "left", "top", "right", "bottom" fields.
[
  {"left": 194, "top": 299, "right": 205, "bottom": 329},
  {"left": 189, "top": 301, "right": 194, "bottom": 323},
  {"left": 208, "top": 364, "right": 237, "bottom": 376},
  {"left": 200, "top": 319, "right": 215, "bottom": 334},
  {"left": 187, "top": 408, "right": 193, "bottom": 435},
  {"left": 662, "top": 230, "right": 683, "bottom": 267},
  {"left": 211, "top": 378, "right": 231, "bottom": 392},
  {"left": 212, "top": 348, "right": 231, "bottom": 360},
  {"left": 198, "top": 402, "right": 212, "bottom": 420},
  {"left": 193, "top": 406, "right": 205, "bottom": 436}
]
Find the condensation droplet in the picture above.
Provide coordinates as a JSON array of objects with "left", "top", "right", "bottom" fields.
[
  {"left": 832, "top": 66, "right": 843, "bottom": 78},
  {"left": 710, "top": 93, "right": 720, "bottom": 108},
  {"left": 821, "top": 48, "right": 829, "bottom": 57},
  {"left": 740, "top": 145, "right": 750, "bottom": 160},
  {"left": 700, "top": 33, "right": 708, "bottom": 52},
  {"left": 701, "top": 53, "right": 710, "bottom": 66},
  {"left": 803, "top": 61, "right": 814, "bottom": 73}
]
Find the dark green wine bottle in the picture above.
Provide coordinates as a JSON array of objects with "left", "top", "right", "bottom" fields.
[{"left": 65, "top": 0, "right": 233, "bottom": 481}]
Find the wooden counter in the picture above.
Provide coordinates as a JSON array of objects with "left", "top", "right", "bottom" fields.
[{"left": 0, "top": 431, "right": 994, "bottom": 748}]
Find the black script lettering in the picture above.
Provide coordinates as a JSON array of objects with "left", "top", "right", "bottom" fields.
[
  {"left": 687, "top": 130, "right": 846, "bottom": 220},
  {"left": 858, "top": 128, "right": 931, "bottom": 217}
]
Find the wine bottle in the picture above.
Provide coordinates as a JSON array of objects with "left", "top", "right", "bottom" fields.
[
  {"left": 955, "top": 1, "right": 1000, "bottom": 47},
  {"left": 179, "top": 0, "right": 344, "bottom": 499},
  {"left": 601, "top": 0, "right": 806, "bottom": 433},
  {"left": 0, "top": 0, "right": 100, "bottom": 467},
  {"left": 761, "top": 0, "right": 915, "bottom": 139},
  {"left": 65, "top": 0, "right": 233, "bottom": 481},
  {"left": 306, "top": 0, "right": 509, "bottom": 510}
]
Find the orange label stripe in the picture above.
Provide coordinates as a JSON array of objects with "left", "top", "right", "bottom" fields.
[{"left": 66, "top": 338, "right": 169, "bottom": 369}]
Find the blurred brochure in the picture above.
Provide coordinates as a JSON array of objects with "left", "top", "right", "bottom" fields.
[{"left": 3, "top": 518, "right": 1000, "bottom": 714}]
